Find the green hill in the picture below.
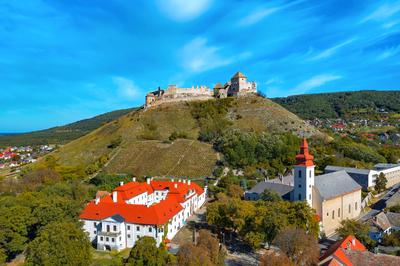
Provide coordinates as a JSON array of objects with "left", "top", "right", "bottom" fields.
[
  {"left": 0, "top": 108, "right": 135, "bottom": 147},
  {"left": 272, "top": 90, "right": 400, "bottom": 119},
  {"left": 48, "top": 95, "right": 320, "bottom": 177}
]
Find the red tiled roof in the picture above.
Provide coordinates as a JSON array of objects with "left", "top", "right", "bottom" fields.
[
  {"left": 80, "top": 196, "right": 183, "bottom": 225},
  {"left": 320, "top": 235, "right": 366, "bottom": 266},
  {"left": 296, "top": 138, "right": 314, "bottom": 166},
  {"left": 80, "top": 180, "right": 205, "bottom": 225}
]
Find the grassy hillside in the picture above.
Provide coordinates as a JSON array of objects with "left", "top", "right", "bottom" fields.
[
  {"left": 49, "top": 95, "right": 320, "bottom": 177},
  {"left": 0, "top": 108, "right": 135, "bottom": 147},
  {"left": 272, "top": 90, "right": 400, "bottom": 119}
]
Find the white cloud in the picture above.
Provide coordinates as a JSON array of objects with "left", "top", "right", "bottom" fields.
[
  {"left": 361, "top": 1, "right": 400, "bottom": 23},
  {"left": 112, "top": 76, "right": 140, "bottom": 99},
  {"left": 293, "top": 74, "right": 342, "bottom": 94},
  {"left": 156, "top": 0, "right": 212, "bottom": 22},
  {"left": 377, "top": 46, "right": 400, "bottom": 60},
  {"left": 180, "top": 37, "right": 250, "bottom": 73},
  {"left": 309, "top": 38, "right": 355, "bottom": 61},
  {"left": 238, "top": 7, "right": 279, "bottom": 26}
]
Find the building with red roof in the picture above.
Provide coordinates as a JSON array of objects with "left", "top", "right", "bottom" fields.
[
  {"left": 80, "top": 178, "right": 206, "bottom": 251},
  {"left": 319, "top": 235, "right": 400, "bottom": 266}
]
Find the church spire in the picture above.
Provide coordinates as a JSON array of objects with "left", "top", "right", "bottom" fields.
[{"left": 296, "top": 138, "right": 314, "bottom": 166}]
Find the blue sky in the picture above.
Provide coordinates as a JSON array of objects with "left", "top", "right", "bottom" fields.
[{"left": 1, "top": 0, "right": 400, "bottom": 132}]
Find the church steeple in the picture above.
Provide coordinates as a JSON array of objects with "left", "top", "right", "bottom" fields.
[
  {"left": 293, "top": 138, "right": 315, "bottom": 206},
  {"left": 296, "top": 138, "right": 314, "bottom": 166}
]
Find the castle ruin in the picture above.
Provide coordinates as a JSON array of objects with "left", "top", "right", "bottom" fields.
[{"left": 145, "top": 71, "right": 257, "bottom": 107}]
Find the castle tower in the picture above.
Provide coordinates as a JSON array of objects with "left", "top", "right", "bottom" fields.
[
  {"left": 228, "top": 71, "right": 257, "bottom": 96},
  {"left": 293, "top": 138, "right": 315, "bottom": 206}
]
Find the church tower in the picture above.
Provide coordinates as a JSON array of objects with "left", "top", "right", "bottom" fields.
[{"left": 293, "top": 138, "right": 315, "bottom": 206}]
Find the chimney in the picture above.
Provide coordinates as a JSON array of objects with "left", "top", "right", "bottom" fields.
[
  {"left": 95, "top": 197, "right": 100, "bottom": 205},
  {"left": 352, "top": 238, "right": 356, "bottom": 247},
  {"left": 132, "top": 177, "right": 136, "bottom": 182},
  {"left": 171, "top": 178, "right": 174, "bottom": 182},
  {"left": 112, "top": 191, "right": 118, "bottom": 203},
  {"left": 183, "top": 180, "right": 186, "bottom": 184},
  {"left": 179, "top": 179, "right": 182, "bottom": 183},
  {"left": 174, "top": 183, "right": 178, "bottom": 189},
  {"left": 119, "top": 181, "right": 124, "bottom": 186},
  {"left": 188, "top": 180, "right": 191, "bottom": 185},
  {"left": 147, "top": 178, "right": 150, "bottom": 185}
]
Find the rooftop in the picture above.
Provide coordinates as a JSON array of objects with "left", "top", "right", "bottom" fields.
[
  {"left": 315, "top": 171, "right": 362, "bottom": 200},
  {"left": 325, "top": 165, "right": 370, "bottom": 176},
  {"left": 80, "top": 180, "right": 204, "bottom": 225},
  {"left": 247, "top": 181, "right": 293, "bottom": 196}
]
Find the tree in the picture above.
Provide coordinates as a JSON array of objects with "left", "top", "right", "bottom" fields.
[
  {"left": 25, "top": 221, "right": 92, "bottom": 266},
  {"left": 375, "top": 172, "right": 387, "bottom": 193},
  {"left": 227, "top": 184, "right": 244, "bottom": 199},
  {"left": 260, "top": 251, "right": 293, "bottom": 266},
  {"left": 273, "top": 227, "right": 319, "bottom": 266},
  {"left": 177, "top": 230, "right": 225, "bottom": 266},
  {"left": 388, "top": 204, "right": 400, "bottom": 213},
  {"left": 125, "top": 237, "right": 175, "bottom": 266},
  {"left": 0, "top": 248, "right": 6, "bottom": 265},
  {"left": 260, "top": 189, "right": 282, "bottom": 202},
  {"left": 336, "top": 219, "right": 375, "bottom": 249}
]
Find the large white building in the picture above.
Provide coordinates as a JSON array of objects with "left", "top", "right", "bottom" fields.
[{"left": 80, "top": 179, "right": 207, "bottom": 251}]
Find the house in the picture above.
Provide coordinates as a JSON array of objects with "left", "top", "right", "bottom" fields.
[
  {"left": 245, "top": 139, "right": 362, "bottom": 236},
  {"left": 80, "top": 178, "right": 207, "bottom": 251},
  {"left": 325, "top": 163, "right": 400, "bottom": 190},
  {"left": 368, "top": 212, "right": 400, "bottom": 242},
  {"left": 331, "top": 123, "right": 345, "bottom": 132},
  {"left": 319, "top": 235, "right": 400, "bottom": 266}
]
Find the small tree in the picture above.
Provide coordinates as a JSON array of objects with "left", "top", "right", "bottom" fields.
[
  {"left": 374, "top": 172, "right": 387, "bottom": 193},
  {"left": 336, "top": 219, "right": 375, "bottom": 249},
  {"left": 177, "top": 230, "right": 225, "bottom": 266},
  {"left": 260, "top": 251, "right": 293, "bottom": 266},
  {"left": 125, "top": 237, "right": 175, "bottom": 266},
  {"left": 260, "top": 188, "right": 282, "bottom": 202},
  {"left": 25, "top": 221, "right": 92, "bottom": 266},
  {"left": 273, "top": 227, "right": 319, "bottom": 266}
]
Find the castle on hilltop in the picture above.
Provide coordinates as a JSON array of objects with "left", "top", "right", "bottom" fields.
[{"left": 145, "top": 71, "right": 257, "bottom": 107}]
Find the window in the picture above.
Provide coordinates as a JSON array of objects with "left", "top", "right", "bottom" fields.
[
  {"left": 149, "top": 227, "right": 152, "bottom": 233},
  {"left": 111, "top": 238, "right": 115, "bottom": 243},
  {"left": 119, "top": 236, "right": 121, "bottom": 241},
  {"left": 355, "top": 202, "right": 357, "bottom": 211},
  {"left": 332, "top": 210, "right": 335, "bottom": 219},
  {"left": 137, "top": 235, "right": 140, "bottom": 240},
  {"left": 127, "top": 225, "right": 130, "bottom": 230},
  {"left": 298, "top": 194, "right": 301, "bottom": 200},
  {"left": 298, "top": 170, "right": 302, "bottom": 178},
  {"left": 94, "top": 231, "right": 96, "bottom": 234},
  {"left": 107, "top": 225, "right": 110, "bottom": 232},
  {"left": 93, "top": 222, "right": 96, "bottom": 226},
  {"left": 113, "top": 225, "right": 117, "bottom": 231},
  {"left": 309, "top": 194, "right": 311, "bottom": 200},
  {"left": 100, "top": 237, "right": 103, "bottom": 241},
  {"left": 309, "top": 171, "right": 312, "bottom": 178},
  {"left": 298, "top": 184, "right": 302, "bottom": 188},
  {"left": 338, "top": 208, "right": 341, "bottom": 217},
  {"left": 137, "top": 226, "right": 140, "bottom": 231},
  {"left": 106, "top": 237, "right": 109, "bottom": 242},
  {"left": 128, "top": 234, "right": 131, "bottom": 238},
  {"left": 349, "top": 204, "right": 351, "bottom": 213},
  {"left": 327, "top": 212, "right": 329, "bottom": 216}
]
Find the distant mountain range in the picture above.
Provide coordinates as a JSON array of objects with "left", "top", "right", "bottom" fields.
[
  {"left": 0, "top": 108, "right": 135, "bottom": 147},
  {"left": 272, "top": 90, "right": 400, "bottom": 119}
]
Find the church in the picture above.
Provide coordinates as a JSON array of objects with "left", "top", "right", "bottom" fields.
[{"left": 245, "top": 139, "right": 362, "bottom": 236}]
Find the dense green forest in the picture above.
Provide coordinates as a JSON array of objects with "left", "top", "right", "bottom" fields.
[
  {"left": 272, "top": 90, "right": 400, "bottom": 119},
  {"left": 0, "top": 108, "right": 135, "bottom": 147}
]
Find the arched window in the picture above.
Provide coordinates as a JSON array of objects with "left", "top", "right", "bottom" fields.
[{"left": 298, "top": 194, "right": 301, "bottom": 200}]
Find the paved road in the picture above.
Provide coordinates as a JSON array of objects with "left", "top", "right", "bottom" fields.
[{"left": 359, "top": 183, "right": 400, "bottom": 222}]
